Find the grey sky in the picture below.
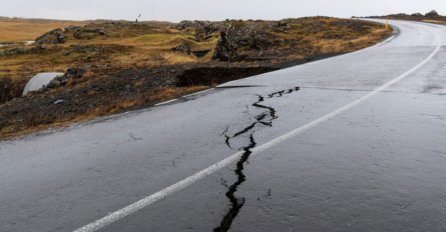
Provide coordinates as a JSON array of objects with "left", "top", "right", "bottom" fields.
[{"left": 1, "top": 0, "right": 445, "bottom": 22}]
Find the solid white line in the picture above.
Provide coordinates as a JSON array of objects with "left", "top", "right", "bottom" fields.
[
  {"left": 154, "top": 98, "right": 178, "bottom": 106},
  {"left": 217, "top": 80, "right": 237, "bottom": 87},
  {"left": 74, "top": 35, "right": 441, "bottom": 232},
  {"left": 155, "top": 88, "right": 215, "bottom": 106},
  {"left": 377, "top": 35, "right": 395, "bottom": 46},
  {"left": 181, "top": 88, "right": 214, "bottom": 98}
]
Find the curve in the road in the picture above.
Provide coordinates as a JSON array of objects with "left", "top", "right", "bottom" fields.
[{"left": 74, "top": 21, "right": 442, "bottom": 232}]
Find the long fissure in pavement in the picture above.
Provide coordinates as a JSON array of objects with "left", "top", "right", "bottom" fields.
[{"left": 214, "top": 87, "right": 300, "bottom": 232}]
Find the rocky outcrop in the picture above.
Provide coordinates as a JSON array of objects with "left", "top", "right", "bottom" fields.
[
  {"left": 179, "top": 19, "right": 379, "bottom": 62},
  {"left": 212, "top": 21, "right": 281, "bottom": 61},
  {"left": 0, "top": 45, "right": 45, "bottom": 57},
  {"left": 35, "top": 29, "right": 66, "bottom": 44},
  {"left": 34, "top": 25, "right": 108, "bottom": 46},
  {"left": 177, "top": 20, "right": 222, "bottom": 41},
  {"left": 65, "top": 26, "right": 107, "bottom": 40},
  {"left": 178, "top": 20, "right": 291, "bottom": 61}
]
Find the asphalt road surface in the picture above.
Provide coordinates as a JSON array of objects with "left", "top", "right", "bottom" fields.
[{"left": 1, "top": 19, "right": 446, "bottom": 232}]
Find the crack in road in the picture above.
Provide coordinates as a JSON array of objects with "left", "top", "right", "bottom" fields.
[{"left": 214, "top": 86, "right": 300, "bottom": 232}]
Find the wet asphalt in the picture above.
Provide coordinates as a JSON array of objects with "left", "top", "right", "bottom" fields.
[{"left": 1, "top": 19, "right": 446, "bottom": 232}]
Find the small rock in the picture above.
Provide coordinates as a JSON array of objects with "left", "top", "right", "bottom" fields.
[
  {"left": 66, "top": 68, "right": 86, "bottom": 79},
  {"left": 46, "top": 80, "right": 61, "bottom": 88},
  {"left": 53, "top": 99, "right": 65, "bottom": 105},
  {"left": 172, "top": 43, "right": 191, "bottom": 54}
]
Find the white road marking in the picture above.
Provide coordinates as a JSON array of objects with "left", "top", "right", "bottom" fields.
[
  {"left": 155, "top": 88, "right": 215, "bottom": 106},
  {"left": 181, "top": 88, "right": 215, "bottom": 98},
  {"left": 154, "top": 98, "right": 178, "bottom": 106},
  {"left": 217, "top": 80, "right": 237, "bottom": 87},
  {"left": 74, "top": 36, "right": 441, "bottom": 232}
]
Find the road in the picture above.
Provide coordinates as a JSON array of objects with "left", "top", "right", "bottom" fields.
[{"left": 1, "top": 19, "right": 446, "bottom": 232}]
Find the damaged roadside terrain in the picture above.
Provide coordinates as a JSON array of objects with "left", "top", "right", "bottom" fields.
[{"left": 0, "top": 17, "right": 391, "bottom": 139}]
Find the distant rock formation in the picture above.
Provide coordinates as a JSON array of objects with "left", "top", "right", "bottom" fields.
[
  {"left": 369, "top": 10, "right": 444, "bottom": 21},
  {"left": 425, "top": 10, "right": 440, "bottom": 18},
  {"left": 35, "top": 29, "right": 66, "bottom": 44},
  {"left": 65, "top": 26, "right": 107, "bottom": 40}
]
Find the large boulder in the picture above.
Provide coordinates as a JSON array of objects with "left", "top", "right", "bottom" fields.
[
  {"left": 35, "top": 29, "right": 67, "bottom": 44},
  {"left": 212, "top": 21, "right": 274, "bottom": 61},
  {"left": 23, "top": 68, "right": 87, "bottom": 95},
  {"left": 22, "top": 73, "right": 65, "bottom": 95}
]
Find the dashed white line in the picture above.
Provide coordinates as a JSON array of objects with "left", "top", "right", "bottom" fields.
[{"left": 74, "top": 32, "right": 441, "bottom": 232}]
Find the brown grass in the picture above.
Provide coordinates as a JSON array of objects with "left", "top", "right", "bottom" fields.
[
  {"left": 0, "top": 19, "right": 85, "bottom": 42},
  {"left": 313, "top": 28, "right": 389, "bottom": 54},
  {"left": 422, "top": 19, "right": 446, "bottom": 25}
]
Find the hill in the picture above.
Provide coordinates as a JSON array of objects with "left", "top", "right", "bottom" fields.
[{"left": 366, "top": 10, "right": 446, "bottom": 25}]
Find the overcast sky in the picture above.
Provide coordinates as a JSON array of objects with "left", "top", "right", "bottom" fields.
[{"left": 0, "top": 0, "right": 445, "bottom": 22}]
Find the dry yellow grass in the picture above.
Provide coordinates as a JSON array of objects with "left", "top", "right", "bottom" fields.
[
  {"left": 313, "top": 28, "right": 389, "bottom": 54},
  {"left": 422, "top": 19, "right": 446, "bottom": 25},
  {"left": 0, "top": 19, "right": 85, "bottom": 42}
]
